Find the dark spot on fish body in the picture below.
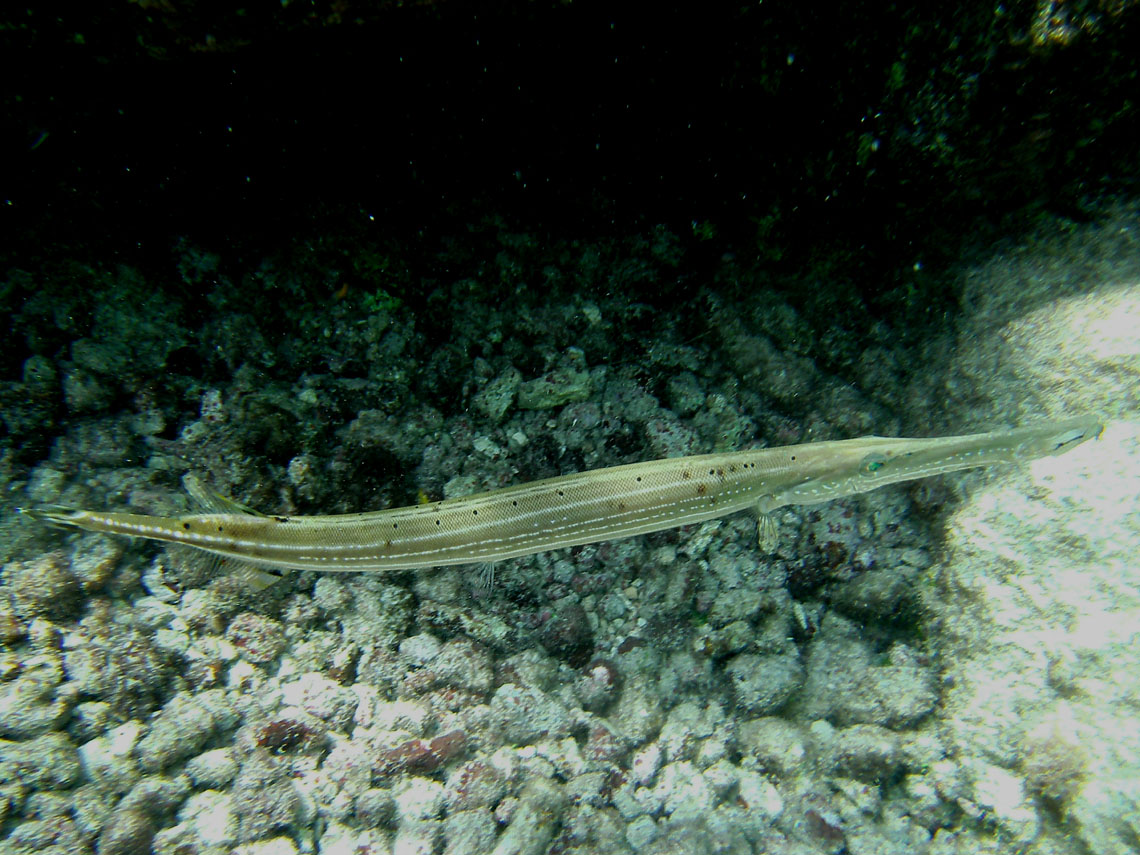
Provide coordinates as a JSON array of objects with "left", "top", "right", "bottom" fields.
[
  {"left": 274, "top": 516, "right": 290, "bottom": 523},
  {"left": 697, "top": 484, "right": 707, "bottom": 495}
]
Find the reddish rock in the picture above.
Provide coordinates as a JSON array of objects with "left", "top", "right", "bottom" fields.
[
  {"left": 226, "top": 612, "right": 286, "bottom": 664},
  {"left": 373, "top": 729, "right": 468, "bottom": 776},
  {"left": 584, "top": 724, "right": 628, "bottom": 764},
  {"left": 445, "top": 759, "right": 508, "bottom": 811}
]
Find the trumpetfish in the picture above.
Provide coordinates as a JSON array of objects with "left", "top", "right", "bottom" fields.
[{"left": 23, "top": 416, "right": 1102, "bottom": 580}]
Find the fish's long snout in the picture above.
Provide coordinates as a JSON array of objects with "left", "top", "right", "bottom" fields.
[{"left": 19, "top": 506, "right": 87, "bottom": 530}]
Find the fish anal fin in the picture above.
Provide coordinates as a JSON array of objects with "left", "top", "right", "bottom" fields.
[
  {"left": 211, "top": 554, "right": 284, "bottom": 591},
  {"left": 754, "top": 507, "right": 779, "bottom": 553},
  {"left": 167, "top": 544, "right": 284, "bottom": 592}
]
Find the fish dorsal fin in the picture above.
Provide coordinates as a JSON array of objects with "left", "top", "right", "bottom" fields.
[{"left": 182, "top": 474, "right": 266, "bottom": 517}]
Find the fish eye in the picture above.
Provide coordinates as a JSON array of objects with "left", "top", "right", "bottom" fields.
[{"left": 860, "top": 454, "right": 888, "bottom": 475}]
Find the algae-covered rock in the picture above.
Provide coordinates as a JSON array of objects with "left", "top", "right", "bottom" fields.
[
  {"left": 472, "top": 367, "right": 521, "bottom": 422},
  {"left": 518, "top": 349, "right": 592, "bottom": 410}
]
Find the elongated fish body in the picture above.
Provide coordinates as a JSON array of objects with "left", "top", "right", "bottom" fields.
[{"left": 25, "top": 416, "right": 1101, "bottom": 574}]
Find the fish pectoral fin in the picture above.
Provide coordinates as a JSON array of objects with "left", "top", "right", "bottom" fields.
[
  {"left": 183, "top": 474, "right": 266, "bottom": 517},
  {"left": 753, "top": 506, "right": 779, "bottom": 553}
]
